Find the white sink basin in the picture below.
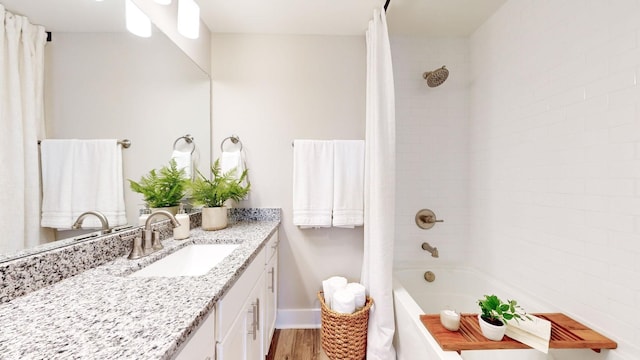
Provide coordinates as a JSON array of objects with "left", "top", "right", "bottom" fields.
[{"left": 129, "top": 244, "right": 239, "bottom": 277}]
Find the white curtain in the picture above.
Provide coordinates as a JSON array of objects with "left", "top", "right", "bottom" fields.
[
  {"left": 361, "top": 7, "right": 396, "bottom": 360},
  {"left": 0, "top": 5, "right": 47, "bottom": 254}
]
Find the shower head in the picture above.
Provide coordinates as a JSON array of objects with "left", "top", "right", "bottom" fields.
[{"left": 423, "top": 66, "right": 449, "bottom": 87}]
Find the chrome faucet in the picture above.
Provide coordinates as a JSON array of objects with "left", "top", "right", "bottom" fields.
[
  {"left": 72, "top": 211, "right": 111, "bottom": 235},
  {"left": 421, "top": 242, "right": 439, "bottom": 258},
  {"left": 142, "top": 210, "right": 180, "bottom": 255}
]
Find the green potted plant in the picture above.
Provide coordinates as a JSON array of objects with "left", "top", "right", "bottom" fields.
[
  {"left": 190, "top": 159, "right": 250, "bottom": 230},
  {"left": 129, "top": 159, "right": 189, "bottom": 215},
  {"left": 477, "top": 294, "right": 529, "bottom": 341}
]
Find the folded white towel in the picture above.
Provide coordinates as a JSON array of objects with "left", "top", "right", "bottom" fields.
[
  {"left": 293, "top": 140, "right": 334, "bottom": 227},
  {"left": 506, "top": 314, "right": 552, "bottom": 353},
  {"left": 171, "top": 150, "right": 193, "bottom": 180},
  {"left": 41, "top": 139, "right": 127, "bottom": 229},
  {"left": 322, "top": 276, "right": 347, "bottom": 309},
  {"left": 332, "top": 140, "right": 365, "bottom": 228},
  {"left": 332, "top": 289, "right": 356, "bottom": 314},
  {"left": 345, "top": 282, "right": 367, "bottom": 310}
]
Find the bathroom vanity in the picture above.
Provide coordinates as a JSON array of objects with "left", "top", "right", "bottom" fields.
[{"left": 0, "top": 210, "right": 280, "bottom": 359}]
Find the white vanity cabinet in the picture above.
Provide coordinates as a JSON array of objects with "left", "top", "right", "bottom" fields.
[
  {"left": 173, "top": 308, "right": 216, "bottom": 360},
  {"left": 263, "top": 232, "right": 279, "bottom": 351},
  {"left": 216, "top": 230, "right": 280, "bottom": 360}
]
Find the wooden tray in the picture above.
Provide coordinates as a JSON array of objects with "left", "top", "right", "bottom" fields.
[{"left": 420, "top": 313, "right": 617, "bottom": 354}]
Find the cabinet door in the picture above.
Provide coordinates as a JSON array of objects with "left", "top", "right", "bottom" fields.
[
  {"left": 264, "top": 253, "right": 278, "bottom": 351},
  {"left": 216, "top": 305, "right": 247, "bottom": 360},
  {"left": 174, "top": 309, "right": 215, "bottom": 360},
  {"left": 217, "top": 272, "right": 265, "bottom": 360},
  {"left": 246, "top": 272, "right": 265, "bottom": 360}
]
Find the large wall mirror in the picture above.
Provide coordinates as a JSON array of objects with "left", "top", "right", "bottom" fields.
[{"left": 0, "top": 0, "right": 211, "bottom": 261}]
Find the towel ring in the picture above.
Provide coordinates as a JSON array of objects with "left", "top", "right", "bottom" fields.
[
  {"left": 173, "top": 134, "right": 195, "bottom": 154},
  {"left": 221, "top": 135, "right": 243, "bottom": 152}
]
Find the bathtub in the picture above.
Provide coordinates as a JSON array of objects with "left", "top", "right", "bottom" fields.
[{"left": 393, "top": 267, "right": 606, "bottom": 360}]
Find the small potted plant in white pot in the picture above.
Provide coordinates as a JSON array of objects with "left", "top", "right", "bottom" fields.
[
  {"left": 190, "top": 159, "right": 250, "bottom": 230},
  {"left": 477, "top": 294, "right": 529, "bottom": 341},
  {"left": 129, "top": 159, "right": 188, "bottom": 215}
]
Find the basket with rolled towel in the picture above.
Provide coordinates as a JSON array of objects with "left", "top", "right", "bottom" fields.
[{"left": 318, "top": 277, "right": 373, "bottom": 360}]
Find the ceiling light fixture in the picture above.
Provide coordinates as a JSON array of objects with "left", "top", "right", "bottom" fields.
[
  {"left": 125, "top": 0, "right": 152, "bottom": 38},
  {"left": 177, "top": 0, "right": 200, "bottom": 39}
]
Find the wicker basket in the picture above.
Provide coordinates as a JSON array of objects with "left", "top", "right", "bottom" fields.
[{"left": 318, "top": 291, "right": 373, "bottom": 360}]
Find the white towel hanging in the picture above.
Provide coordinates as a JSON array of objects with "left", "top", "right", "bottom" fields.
[
  {"left": 40, "top": 139, "right": 127, "bottom": 229},
  {"left": 332, "top": 140, "right": 365, "bottom": 228},
  {"left": 292, "top": 140, "right": 334, "bottom": 227}
]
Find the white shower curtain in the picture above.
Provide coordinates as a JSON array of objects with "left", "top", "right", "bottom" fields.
[
  {"left": 0, "top": 5, "right": 47, "bottom": 254},
  {"left": 361, "top": 7, "right": 396, "bottom": 360}
]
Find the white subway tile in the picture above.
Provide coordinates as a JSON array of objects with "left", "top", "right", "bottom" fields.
[{"left": 585, "top": 70, "right": 636, "bottom": 99}]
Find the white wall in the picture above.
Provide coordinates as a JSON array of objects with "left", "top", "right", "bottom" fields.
[
  {"left": 391, "top": 36, "right": 470, "bottom": 268},
  {"left": 45, "top": 32, "right": 210, "bottom": 228},
  {"left": 470, "top": 1, "right": 640, "bottom": 358},
  {"left": 211, "top": 34, "right": 366, "bottom": 327}
]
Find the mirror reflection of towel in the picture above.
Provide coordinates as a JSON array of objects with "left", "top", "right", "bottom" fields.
[
  {"left": 40, "top": 139, "right": 127, "bottom": 229},
  {"left": 171, "top": 150, "right": 193, "bottom": 180},
  {"left": 220, "top": 150, "right": 249, "bottom": 199}
]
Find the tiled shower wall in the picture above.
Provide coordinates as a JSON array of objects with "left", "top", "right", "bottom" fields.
[
  {"left": 392, "top": 37, "right": 470, "bottom": 268},
  {"left": 470, "top": 1, "right": 640, "bottom": 358}
]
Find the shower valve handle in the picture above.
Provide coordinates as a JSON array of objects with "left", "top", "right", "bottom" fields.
[
  {"left": 415, "top": 209, "right": 444, "bottom": 230},
  {"left": 420, "top": 215, "right": 443, "bottom": 224}
]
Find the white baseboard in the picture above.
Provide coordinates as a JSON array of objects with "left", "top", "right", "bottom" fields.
[{"left": 275, "top": 308, "right": 321, "bottom": 329}]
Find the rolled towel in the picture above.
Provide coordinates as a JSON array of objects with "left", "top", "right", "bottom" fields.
[
  {"left": 331, "top": 289, "right": 356, "bottom": 314},
  {"left": 345, "top": 282, "right": 367, "bottom": 310},
  {"left": 322, "top": 276, "right": 347, "bottom": 309}
]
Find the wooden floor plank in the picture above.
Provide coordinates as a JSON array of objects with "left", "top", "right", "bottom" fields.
[{"left": 266, "top": 329, "right": 329, "bottom": 360}]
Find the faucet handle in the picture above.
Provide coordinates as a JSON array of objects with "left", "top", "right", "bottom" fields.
[
  {"left": 143, "top": 229, "right": 154, "bottom": 255},
  {"left": 151, "top": 230, "right": 163, "bottom": 251},
  {"left": 128, "top": 236, "right": 145, "bottom": 260}
]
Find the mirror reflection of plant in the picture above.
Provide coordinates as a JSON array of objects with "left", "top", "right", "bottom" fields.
[
  {"left": 128, "top": 159, "right": 189, "bottom": 208},
  {"left": 478, "top": 294, "right": 530, "bottom": 326},
  {"left": 190, "top": 159, "right": 250, "bottom": 208}
]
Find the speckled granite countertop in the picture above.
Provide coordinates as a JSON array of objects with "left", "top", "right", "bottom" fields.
[{"left": 0, "top": 220, "right": 279, "bottom": 360}]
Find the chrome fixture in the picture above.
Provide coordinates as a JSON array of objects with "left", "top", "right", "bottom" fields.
[
  {"left": 220, "top": 134, "right": 243, "bottom": 152},
  {"left": 423, "top": 66, "right": 449, "bottom": 87},
  {"left": 421, "top": 242, "right": 439, "bottom": 258},
  {"left": 415, "top": 209, "right": 444, "bottom": 230},
  {"left": 38, "top": 139, "right": 130, "bottom": 148},
  {"left": 174, "top": 134, "right": 196, "bottom": 154},
  {"left": 142, "top": 210, "right": 180, "bottom": 255},
  {"left": 128, "top": 232, "right": 145, "bottom": 260},
  {"left": 424, "top": 271, "right": 436, "bottom": 282},
  {"left": 129, "top": 210, "right": 180, "bottom": 260},
  {"left": 71, "top": 211, "right": 111, "bottom": 235}
]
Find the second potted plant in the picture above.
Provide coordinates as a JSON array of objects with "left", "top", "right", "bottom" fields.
[
  {"left": 190, "top": 159, "right": 250, "bottom": 230},
  {"left": 129, "top": 159, "right": 189, "bottom": 215},
  {"left": 477, "top": 294, "right": 529, "bottom": 341}
]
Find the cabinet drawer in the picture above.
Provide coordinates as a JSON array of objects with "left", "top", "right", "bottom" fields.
[
  {"left": 216, "top": 246, "right": 266, "bottom": 339},
  {"left": 265, "top": 231, "right": 279, "bottom": 263}
]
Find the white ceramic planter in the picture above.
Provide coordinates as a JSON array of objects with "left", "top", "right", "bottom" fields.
[
  {"left": 478, "top": 314, "right": 506, "bottom": 341},
  {"left": 202, "top": 206, "right": 228, "bottom": 230},
  {"left": 151, "top": 206, "right": 179, "bottom": 216}
]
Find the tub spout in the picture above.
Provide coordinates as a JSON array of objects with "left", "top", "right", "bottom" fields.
[{"left": 421, "top": 242, "right": 439, "bottom": 258}]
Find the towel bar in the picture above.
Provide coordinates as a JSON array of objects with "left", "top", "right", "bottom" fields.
[
  {"left": 221, "top": 135, "right": 243, "bottom": 151},
  {"left": 173, "top": 134, "right": 195, "bottom": 154},
  {"left": 38, "top": 139, "right": 131, "bottom": 148}
]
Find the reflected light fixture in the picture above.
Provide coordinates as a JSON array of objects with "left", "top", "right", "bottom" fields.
[
  {"left": 177, "top": 0, "right": 200, "bottom": 39},
  {"left": 125, "top": 0, "right": 152, "bottom": 38},
  {"left": 154, "top": 0, "right": 172, "bottom": 5}
]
